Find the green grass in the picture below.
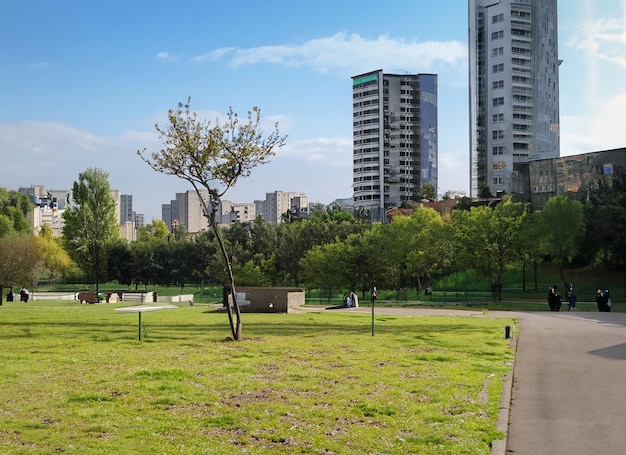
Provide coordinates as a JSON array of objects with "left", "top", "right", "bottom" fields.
[{"left": 0, "top": 301, "right": 516, "bottom": 454}]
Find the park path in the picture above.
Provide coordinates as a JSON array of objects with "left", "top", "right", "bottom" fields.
[{"left": 505, "top": 311, "right": 626, "bottom": 455}]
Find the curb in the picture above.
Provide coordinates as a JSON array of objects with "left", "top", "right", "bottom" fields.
[{"left": 491, "top": 324, "right": 518, "bottom": 455}]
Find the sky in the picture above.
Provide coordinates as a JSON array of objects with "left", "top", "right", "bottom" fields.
[{"left": 2, "top": 1, "right": 626, "bottom": 221}]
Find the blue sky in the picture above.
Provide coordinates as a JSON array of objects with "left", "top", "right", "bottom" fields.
[{"left": 2, "top": 0, "right": 626, "bottom": 221}]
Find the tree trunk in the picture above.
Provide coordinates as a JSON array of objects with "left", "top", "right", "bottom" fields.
[{"left": 210, "top": 218, "right": 241, "bottom": 341}]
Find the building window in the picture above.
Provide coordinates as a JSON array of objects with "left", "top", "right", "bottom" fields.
[
  {"left": 493, "top": 177, "right": 504, "bottom": 185},
  {"left": 492, "top": 80, "right": 504, "bottom": 89},
  {"left": 492, "top": 13, "right": 504, "bottom": 24},
  {"left": 492, "top": 146, "right": 504, "bottom": 155},
  {"left": 492, "top": 63, "right": 504, "bottom": 73},
  {"left": 492, "top": 113, "right": 504, "bottom": 122},
  {"left": 491, "top": 30, "right": 504, "bottom": 40},
  {"left": 492, "top": 97, "right": 505, "bottom": 107},
  {"left": 492, "top": 130, "right": 504, "bottom": 139},
  {"left": 493, "top": 161, "right": 507, "bottom": 170},
  {"left": 492, "top": 46, "right": 504, "bottom": 57}
]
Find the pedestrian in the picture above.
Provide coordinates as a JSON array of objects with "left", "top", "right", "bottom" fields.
[
  {"left": 548, "top": 285, "right": 561, "bottom": 311},
  {"left": 350, "top": 290, "right": 359, "bottom": 308},
  {"left": 596, "top": 289, "right": 605, "bottom": 311},
  {"left": 604, "top": 288, "right": 612, "bottom": 312},
  {"left": 567, "top": 283, "right": 576, "bottom": 311}
]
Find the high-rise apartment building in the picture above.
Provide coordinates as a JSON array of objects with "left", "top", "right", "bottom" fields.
[
  {"left": 352, "top": 70, "right": 438, "bottom": 223},
  {"left": 263, "top": 191, "right": 309, "bottom": 223},
  {"left": 469, "top": 0, "right": 560, "bottom": 198},
  {"left": 162, "top": 190, "right": 209, "bottom": 233},
  {"left": 120, "top": 194, "right": 133, "bottom": 223}
]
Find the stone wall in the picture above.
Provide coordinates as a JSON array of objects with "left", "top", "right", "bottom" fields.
[{"left": 223, "top": 287, "right": 304, "bottom": 313}]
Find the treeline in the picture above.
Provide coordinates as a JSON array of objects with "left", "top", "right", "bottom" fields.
[
  {"left": 107, "top": 172, "right": 625, "bottom": 300},
  {"left": 1, "top": 167, "right": 625, "bottom": 302}
]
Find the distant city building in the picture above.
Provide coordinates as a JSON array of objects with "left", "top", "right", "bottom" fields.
[
  {"left": 163, "top": 192, "right": 210, "bottom": 233},
  {"left": 528, "top": 148, "right": 626, "bottom": 209},
  {"left": 469, "top": 0, "right": 560, "bottom": 198},
  {"left": 264, "top": 191, "right": 309, "bottom": 223},
  {"left": 120, "top": 221, "right": 136, "bottom": 241},
  {"left": 352, "top": 69, "right": 438, "bottom": 223},
  {"left": 215, "top": 200, "right": 256, "bottom": 224},
  {"left": 18, "top": 184, "right": 135, "bottom": 238},
  {"left": 231, "top": 202, "right": 256, "bottom": 223},
  {"left": 161, "top": 203, "right": 173, "bottom": 231},
  {"left": 328, "top": 197, "right": 354, "bottom": 212},
  {"left": 254, "top": 200, "right": 266, "bottom": 221},
  {"left": 134, "top": 213, "right": 144, "bottom": 228},
  {"left": 120, "top": 194, "right": 133, "bottom": 223}
]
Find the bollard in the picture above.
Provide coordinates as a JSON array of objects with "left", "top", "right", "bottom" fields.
[{"left": 505, "top": 325, "right": 511, "bottom": 339}]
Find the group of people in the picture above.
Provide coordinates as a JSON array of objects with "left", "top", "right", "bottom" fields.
[
  {"left": 548, "top": 283, "right": 613, "bottom": 312},
  {"left": 6, "top": 288, "right": 30, "bottom": 302}
]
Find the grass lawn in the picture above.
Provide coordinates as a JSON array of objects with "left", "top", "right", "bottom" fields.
[{"left": 0, "top": 301, "right": 516, "bottom": 455}]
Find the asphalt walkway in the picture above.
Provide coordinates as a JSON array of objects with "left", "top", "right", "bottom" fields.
[
  {"left": 313, "top": 306, "right": 626, "bottom": 454},
  {"left": 505, "top": 311, "right": 626, "bottom": 455}
]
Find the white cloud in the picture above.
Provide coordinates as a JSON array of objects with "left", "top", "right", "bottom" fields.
[
  {"left": 568, "top": 4, "right": 626, "bottom": 68},
  {"left": 561, "top": 93, "right": 626, "bottom": 155},
  {"left": 194, "top": 32, "right": 467, "bottom": 76},
  {"left": 156, "top": 52, "right": 177, "bottom": 62},
  {"left": 561, "top": 1, "right": 626, "bottom": 155}
]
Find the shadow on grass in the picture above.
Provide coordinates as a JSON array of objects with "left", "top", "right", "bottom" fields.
[{"left": 0, "top": 315, "right": 504, "bottom": 343}]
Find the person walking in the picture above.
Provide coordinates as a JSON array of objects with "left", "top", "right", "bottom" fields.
[
  {"left": 602, "top": 289, "right": 613, "bottom": 312},
  {"left": 567, "top": 283, "right": 576, "bottom": 311},
  {"left": 596, "top": 289, "right": 605, "bottom": 311},
  {"left": 548, "top": 285, "right": 561, "bottom": 311}
]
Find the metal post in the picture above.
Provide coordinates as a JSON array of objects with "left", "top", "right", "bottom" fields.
[
  {"left": 138, "top": 311, "right": 142, "bottom": 340},
  {"left": 371, "top": 298, "right": 375, "bottom": 336}
]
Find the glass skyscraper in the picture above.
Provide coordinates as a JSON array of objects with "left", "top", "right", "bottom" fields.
[
  {"left": 352, "top": 69, "right": 438, "bottom": 222},
  {"left": 469, "top": 0, "right": 560, "bottom": 198}
]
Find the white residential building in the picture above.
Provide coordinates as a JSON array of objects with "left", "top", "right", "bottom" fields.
[{"left": 469, "top": 0, "right": 560, "bottom": 198}]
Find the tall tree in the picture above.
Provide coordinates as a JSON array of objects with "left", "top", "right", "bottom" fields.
[
  {"left": 138, "top": 99, "right": 286, "bottom": 340},
  {"left": 62, "top": 168, "right": 119, "bottom": 292},
  {"left": 0, "top": 187, "right": 33, "bottom": 236},
  {"left": 537, "top": 195, "right": 584, "bottom": 285},
  {"left": 452, "top": 196, "right": 527, "bottom": 300}
]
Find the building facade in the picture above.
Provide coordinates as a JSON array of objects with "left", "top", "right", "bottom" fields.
[
  {"left": 529, "top": 148, "right": 626, "bottom": 209},
  {"left": 120, "top": 194, "right": 133, "bottom": 223},
  {"left": 352, "top": 70, "right": 438, "bottom": 223},
  {"left": 161, "top": 190, "right": 210, "bottom": 234},
  {"left": 469, "top": 0, "right": 560, "bottom": 198}
]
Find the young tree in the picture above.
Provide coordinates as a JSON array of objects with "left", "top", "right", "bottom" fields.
[
  {"left": 137, "top": 219, "right": 170, "bottom": 242},
  {"left": 62, "top": 168, "right": 119, "bottom": 292},
  {"left": 35, "top": 224, "right": 73, "bottom": 284},
  {"left": 138, "top": 99, "right": 286, "bottom": 340},
  {"left": 0, "top": 235, "right": 42, "bottom": 305}
]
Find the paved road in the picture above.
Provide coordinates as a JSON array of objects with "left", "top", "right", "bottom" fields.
[
  {"left": 311, "top": 306, "right": 626, "bottom": 454},
  {"left": 506, "top": 311, "right": 626, "bottom": 455}
]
